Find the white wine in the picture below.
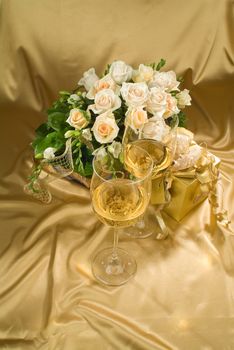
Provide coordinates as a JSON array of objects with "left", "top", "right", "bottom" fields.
[
  {"left": 92, "top": 179, "right": 149, "bottom": 227},
  {"left": 124, "top": 140, "right": 172, "bottom": 179}
]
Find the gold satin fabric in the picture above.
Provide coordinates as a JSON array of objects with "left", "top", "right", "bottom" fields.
[{"left": 0, "top": 0, "right": 234, "bottom": 349}]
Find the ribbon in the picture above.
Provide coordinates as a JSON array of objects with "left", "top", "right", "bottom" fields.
[
  {"left": 154, "top": 207, "right": 171, "bottom": 239},
  {"left": 199, "top": 150, "right": 233, "bottom": 236}
]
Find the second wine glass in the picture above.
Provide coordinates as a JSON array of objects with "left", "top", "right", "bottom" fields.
[{"left": 123, "top": 115, "right": 179, "bottom": 239}]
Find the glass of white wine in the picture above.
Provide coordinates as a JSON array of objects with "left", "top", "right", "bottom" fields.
[
  {"left": 123, "top": 116, "right": 179, "bottom": 239},
  {"left": 91, "top": 144, "right": 153, "bottom": 286}
]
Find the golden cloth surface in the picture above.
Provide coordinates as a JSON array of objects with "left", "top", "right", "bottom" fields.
[{"left": 0, "top": 0, "right": 234, "bottom": 349}]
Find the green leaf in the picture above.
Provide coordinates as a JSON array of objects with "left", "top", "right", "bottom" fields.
[
  {"left": 35, "top": 123, "right": 52, "bottom": 137},
  {"left": 84, "top": 162, "right": 93, "bottom": 177},
  {"left": 156, "top": 58, "right": 166, "bottom": 71},
  {"left": 178, "top": 111, "right": 187, "bottom": 127},
  {"left": 77, "top": 159, "right": 85, "bottom": 176},
  {"left": 59, "top": 91, "right": 70, "bottom": 96},
  {"left": 32, "top": 131, "right": 65, "bottom": 156},
  {"left": 35, "top": 153, "right": 43, "bottom": 159},
  {"left": 48, "top": 112, "right": 67, "bottom": 131},
  {"left": 103, "top": 63, "right": 111, "bottom": 76},
  {"left": 170, "top": 90, "right": 179, "bottom": 96}
]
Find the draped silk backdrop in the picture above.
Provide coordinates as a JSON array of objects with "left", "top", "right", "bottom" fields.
[{"left": 0, "top": 0, "right": 234, "bottom": 349}]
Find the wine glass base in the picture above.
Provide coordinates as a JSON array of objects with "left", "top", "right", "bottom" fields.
[
  {"left": 124, "top": 207, "right": 170, "bottom": 240},
  {"left": 155, "top": 231, "right": 169, "bottom": 240},
  {"left": 92, "top": 247, "right": 137, "bottom": 286},
  {"left": 124, "top": 222, "right": 153, "bottom": 239}
]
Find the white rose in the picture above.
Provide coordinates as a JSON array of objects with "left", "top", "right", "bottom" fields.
[
  {"left": 43, "top": 147, "right": 56, "bottom": 160},
  {"left": 86, "top": 74, "right": 120, "bottom": 100},
  {"left": 92, "top": 111, "right": 119, "bottom": 144},
  {"left": 173, "top": 144, "right": 202, "bottom": 171},
  {"left": 92, "top": 146, "right": 107, "bottom": 160},
  {"left": 146, "top": 87, "right": 168, "bottom": 116},
  {"left": 149, "top": 70, "right": 180, "bottom": 92},
  {"left": 78, "top": 68, "right": 99, "bottom": 91},
  {"left": 89, "top": 89, "right": 121, "bottom": 114},
  {"left": 163, "top": 94, "right": 180, "bottom": 119},
  {"left": 125, "top": 107, "right": 148, "bottom": 132},
  {"left": 109, "top": 60, "right": 133, "bottom": 84},
  {"left": 176, "top": 89, "right": 192, "bottom": 109},
  {"left": 82, "top": 128, "right": 92, "bottom": 141},
  {"left": 67, "top": 94, "right": 80, "bottom": 104},
  {"left": 142, "top": 116, "right": 170, "bottom": 143},
  {"left": 108, "top": 141, "right": 122, "bottom": 158},
  {"left": 132, "top": 64, "right": 154, "bottom": 83},
  {"left": 120, "top": 82, "right": 149, "bottom": 107},
  {"left": 174, "top": 127, "right": 194, "bottom": 158},
  {"left": 66, "top": 108, "right": 89, "bottom": 130}
]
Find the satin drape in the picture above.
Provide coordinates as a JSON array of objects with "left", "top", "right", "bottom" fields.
[{"left": 0, "top": 1, "right": 234, "bottom": 349}]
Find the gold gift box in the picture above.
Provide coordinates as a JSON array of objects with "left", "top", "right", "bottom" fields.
[
  {"left": 164, "top": 175, "right": 208, "bottom": 221},
  {"left": 151, "top": 177, "right": 167, "bottom": 205},
  {"left": 151, "top": 153, "right": 220, "bottom": 222}
]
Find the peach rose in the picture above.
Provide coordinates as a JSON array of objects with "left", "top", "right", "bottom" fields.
[
  {"left": 125, "top": 107, "right": 148, "bottom": 132},
  {"left": 163, "top": 94, "right": 180, "bottom": 119},
  {"left": 86, "top": 74, "right": 120, "bottom": 100},
  {"left": 66, "top": 108, "right": 89, "bottom": 130},
  {"left": 132, "top": 64, "right": 154, "bottom": 83},
  {"left": 92, "top": 111, "right": 119, "bottom": 144}
]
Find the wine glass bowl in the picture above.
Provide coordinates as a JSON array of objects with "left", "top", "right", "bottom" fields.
[{"left": 126, "top": 139, "right": 172, "bottom": 179}]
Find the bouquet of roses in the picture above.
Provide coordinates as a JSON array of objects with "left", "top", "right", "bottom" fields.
[{"left": 28, "top": 59, "right": 192, "bottom": 189}]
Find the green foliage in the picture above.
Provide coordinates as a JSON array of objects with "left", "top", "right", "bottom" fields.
[
  {"left": 32, "top": 131, "right": 65, "bottom": 158},
  {"left": 166, "top": 112, "right": 187, "bottom": 128},
  {"left": 149, "top": 58, "right": 166, "bottom": 71},
  {"left": 178, "top": 111, "right": 187, "bottom": 127},
  {"left": 48, "top": 112, "right": 67, "bottom": 131},
  {"left": 156, "top": 58, "right": 166, "bottom": 71},
  {"left": 72, "top": 142, "right": 93, "bottom": 177},
  {"left": 103, "top": 63, "right": 111, "bottom": 76},
  {"left": 35, "top": 123, "right": 53, "bottom": 137},
  {"left": 170, "top": 90, "right": 179, "bottom": 97},
  {"left": 59, "top": 91, "right": 70, "bottom": 96},
  {"left": 27, "top": 163, "right": 43, "bottom": 193},
  {"left": 84, "top": 162, "right": 93, "bottom": 177}
]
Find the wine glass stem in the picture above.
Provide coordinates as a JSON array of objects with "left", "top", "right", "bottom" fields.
[{"left": 112, "top": 227, "right": 119, "bottom": 259}]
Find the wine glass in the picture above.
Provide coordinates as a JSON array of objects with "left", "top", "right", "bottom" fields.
[
  {"left": 123, "top": 115, "right": 179, "bottom": 239},
  {"left": 90, "top": 144, "right": 153, "bottom": 286}
]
